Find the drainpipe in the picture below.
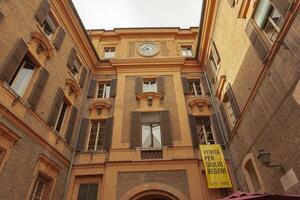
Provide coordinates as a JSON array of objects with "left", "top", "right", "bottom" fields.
[
  {"left": 203, "top": 71, "right": 242, "bottom": 191},
  {"left": 63, "top": 69, "right": 92, "bottom": 200}
]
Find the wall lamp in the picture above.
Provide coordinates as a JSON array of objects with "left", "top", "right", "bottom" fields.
[{"left": 257, "top": 150, "right": 285, "bottom": 173}]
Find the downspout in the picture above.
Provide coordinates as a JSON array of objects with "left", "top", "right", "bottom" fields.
[
  {"left": 63, "top": 69, "right": 92, "bottom": 200},
  {"left": 203, "top": 71, "right": 242, "bottom": 190}
]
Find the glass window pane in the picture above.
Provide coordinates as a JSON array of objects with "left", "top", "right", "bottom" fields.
[
  {"left": 142, "top": 124, "right": 151, "bottom": 148},
  {"left": 55, "top": 102, "right": 67, "bottom": 132},
  {"left": 253, "top": 0, "right": 272, "bottom": 29},
  {"left": 105, "top": 84, "right": 111, "bottom": 98},
  {"left": 152, "top": 124, "right": 161, "bottom": 148},
  {"left": 97, "top": 83, "right": 105, "bottom": 98}
]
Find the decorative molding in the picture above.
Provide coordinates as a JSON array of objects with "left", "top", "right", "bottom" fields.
[
  {"left": 136, "top": 92, "right": 164, "bottom": 101},
  {"left": 65, "top": 78, "right": 81, "bottom": 97},
  {"left": 88, "top": 101, "right": 111, "bottom": 111},
  {"left": 31, "top": 31, "right": 54, "bottom": 59}
]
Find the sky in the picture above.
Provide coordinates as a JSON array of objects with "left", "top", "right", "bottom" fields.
[{"left": 72, "top": 0, "right": 203, "bottom": 30}]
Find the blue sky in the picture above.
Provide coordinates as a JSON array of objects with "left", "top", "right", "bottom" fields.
[{"left": 72, "top": 0, "right": 203, "bottom": 30}]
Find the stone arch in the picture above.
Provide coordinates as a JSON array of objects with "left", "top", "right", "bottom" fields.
[{"left": 120, "top": 183, "right": 189, "bottom": 200}]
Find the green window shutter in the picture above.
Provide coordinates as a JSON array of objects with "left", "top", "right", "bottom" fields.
[
  {"left": 0, "top": 39, "right": 28, "bottom": 83},
  {"left": 200, "top": 73, "right": 210, "bottom": 95},
  {"left": 130, "top": 111, "right": 141, "bottom": 148},
  {"left": 48, "top": 88, "right": 64, "bottom": 127},
  {"left": 28, "top": 68, "right": 49, "bottom": 109},
  {"left": 67, "top": 47, "right": 77, "bottom": 69},
  {"left": 181, "top": 77, "right": 189, "bottom": 95},
  {"left": 270, "top": 0, "right": 292, "bottom": 16},
  {"left": 161, "top": 42, "right": 168, "bottom": 56},
  {"left": 65, "top": 106, "right": 78, "bottom": 143},
  {"left": 160, "top": 110, "right": 173, "bottom": 147},
  {"left": 226, "top": 84, "right": 240, "bottom": 118},
  {"left": 35, "top": 0, "right": 50, "bottom": 25},
  {"left": 245, "top": 21, "right": 269, "bottom": 62},
  {"left": 210, "top": 114, "right": 225, "bottom": 146},
  {"left": 156, "top": 76, "right": 164, "bottom": 94},
  {"left": 135, "top": 77, "right": 143, "bottom": 95},
  {"left": 104, "top": 117, "right": 113, "bottom": 150},
  {"left": 76, "top": 118, "right": 89, "bottom": 151},
  {"left": 188, "top": 114, "right": 199, "bottom": 148},
  {"left": 87, "top": 79, "right": 97, "bottom": 98},
  {"left": 53, "top": 26, "right": 66, "bottom": 50},
  {"left": 79, "top": 67, "right": 88, "bottom": 88},
  {"left": 109, "top": 79, "right": 117, "bottom": 97}
]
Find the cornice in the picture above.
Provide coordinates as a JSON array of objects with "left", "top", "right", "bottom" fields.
[{"left": 110, "top": 57, "right": 185, "bottom": 67}]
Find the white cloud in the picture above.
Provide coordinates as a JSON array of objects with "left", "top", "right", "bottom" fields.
[{"left": 72, "top": 0, "right": 203, "bottom": 30}]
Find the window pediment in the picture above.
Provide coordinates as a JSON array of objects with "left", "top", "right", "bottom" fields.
[
  {"left": 65, "top": 78, "right": 81, "bottom": 97},
  {"left": 88, "top": 101, "right": 111, "bottom": 111},
  {"left": 31, "top": 31, "right": 54, "bottom": 59}
]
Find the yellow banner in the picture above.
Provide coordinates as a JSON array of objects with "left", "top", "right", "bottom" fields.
[{"left": 200, "top": 144, "right": 232, "bottom": 188}]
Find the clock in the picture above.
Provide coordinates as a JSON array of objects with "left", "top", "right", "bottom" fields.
[{"left": 137, "top": 43, "right": 159, "bottom": 57}]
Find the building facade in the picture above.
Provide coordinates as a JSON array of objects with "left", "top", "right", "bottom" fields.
[{"left": 0, "top": 0, "right": 300, "bottom": 199}]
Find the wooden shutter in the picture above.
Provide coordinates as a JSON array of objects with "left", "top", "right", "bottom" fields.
[
  {"left": 28, "top": 68, "right": 49, "bottom": 108},
  {"left": 205, "top": 61, "right": 216, "bottom": 84},
  {"left": 79, "top": 67, "right": 88, "bottom": 88},
  {"left": 211, "top": 41, "right": 220, "bottom": 64},
  {"left": 188, "top": 114, "right": 199, "bottom": 148},
  {"left": 109, "top": 79, "right": 117, "bottom": 97},
  {"left": 76, "top": 118, "right": 89, "bottom": 151},
  {"left": 220, "top": 103, "right": 231, "bottom": 136},
  {"left": 35, "top": 0, "right": 50, "bottom": 25},
  {"left": 48, "top": 88, "right": 64, "bottom": 127},
  {"left": 67, "top": 47, "right": 77, "bottom": 69},
  {"left": 227, "top": 0, "right": 235, "bottom": 7},
  {"left": 65, "top": 106, "right": 78, "bottom": 143},
  {"left": 130, "top": 111, "right": 141, "bottom": 148},
  {"left": 104, "top": 117, "right": 113, "bottom": 150},
  {"left": 226, "top": 84, "right": 240, "bottom": 118},
  {"left": 181, "top": 77, "right": 189, "bottom": 95},
  {"left": 200, "top": 73, "right": 210, "bottom": 95},
  {"left": 161, "top": 110, "right": 173, "bottom": 147},
  {"left": 135, "top": 77, "right": 143, "bottom": 95},
  {"left": 161, "top": 42, "right": 168, "bottom": 56},
  {"left": 156, "top": 76, "right": 164, "bottom": 94},
  {"left": 0, "top": 39, "right": 28, "bottom": 83},
  {"left": 87, "top": 79, "right": 97, "bottom": 98},
  {"left": 210, "top": 114, "right": 225, "bottom": 146},
  {"left": 245, "top": 21, "right": 269, "bottom": 62},
  {"left": 269, "top": 0, "right": 292, "bottom": 15},
  {"left": 128, "top": 42, "right": 135, "bottom": 57},
  {"left": 53, "top": 27, "right": 66, "bottom": 50}
]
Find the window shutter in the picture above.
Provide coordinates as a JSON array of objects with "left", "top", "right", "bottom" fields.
[
  {"left": 269, "top": 0, "right": 291, "bottom": 16},
  {"left": 188, "top": 114, "right": 199, "bottom": 148},
  {"left": 87, "top": 79, "right": 97, "bottom": 98},
  {"left": 226, "top": 84, "right": 240, "bottom": 118},
  {"left": 220, "top": 103, "right": 231, "bottom": 136},
  {"left": 205, "top": 61, "right": 216, "bottom": 84},
  {"left": 79, "top": 67, "right": 88, "bottom": 88},
  {"left": 65, "top": 106, "right": 78, "bottom": 143},
  {"left": 76, "top": 118, "right": 89, "bottom": 151},
  {"left": 88, "top": 184, "right": 99, "bottom": 200},
  {"left": 48, "top": 88, "right": 64, "bottom": 127},
  {"left": 0, "top": 39, "right": 28, "bottom": 83},
  {"left": 28, "top": 68, "right": 49, "bottom": 109},
  {"left": 156, "top": 76, "right": 164, "bottom": 94},
  {"left": 135, "top": 77, "right": 143, "bottom": 95},
  {"left": 161, "top": 42, "right": 168, "bottom": 56},
  {"left": 130, "top": 111, "right": 141, "bottom": 148},
  {"left": 227, "top": 0, "right": 235, "bottom": 7},
  {"left": 245, "top": 21, "right": 269, "bottom": 62},
  {"left": 35, "top": 0, "right": 50, "bottom": 25},
  {"left": 109, "top": 79, "right": 117, "bottom": 97},
  {"left": 128, "top": 42, "right": 135, "bottom": 57},
  {"left": 211, "top": 41, "right": 220, "bottom": 64},
  {"left": 200, "top": 73, "right": 210, "bottom": 95},
  {"left": 53, "top": 27, "right": 66, "bottom": 50},
  {"left": 104, "top": 117, "right": 113, "bottom": 150},
  {"left": 210, "top": 114, "right": 225, "bottom": 146},
  {"left": 181, "top": 77, "right": 189, "bottom": 95},
  {"left": 67, "top": 47, "right": 77, "bottom": 69},
  {"left": 161, "top": 110, "right": 173, "bottom": 147}
]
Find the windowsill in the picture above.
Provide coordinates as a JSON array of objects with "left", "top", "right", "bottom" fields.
[
  {"left": 81, "top": 150, "right": 106, "bottom": 154},
  {"left": 136, "top": 92, "right": 164, "bottom": 101}
]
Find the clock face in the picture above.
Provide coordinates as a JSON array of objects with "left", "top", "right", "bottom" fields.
[{"left": 137, "top": 43, "right": 159, "bottom": 57}]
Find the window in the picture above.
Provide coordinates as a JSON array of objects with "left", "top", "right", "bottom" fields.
[
  {"left": 181, "top": 45, "right": 193, "bottom": 57},
  {"left": 224, "top": 101, "right": 237, "bottom": 126},
  {"left": 54, "top": 101, "right": 68, "bottom": 132},
  {"left": 10, "top": 55, "right": 36, "bottom": 97},
  {"left": 141, "top": 113, "right": 161, "bottom": 148},
  {"left": 103, "top": 47, "right": 115, "bottom": 59},
  {"left": 188, "top": 79, "right": 202, "bottom": 95},
  {"left": 30, "top": 173, "right": 51, "bottom": 200},
  {"left": 70, "top": 58, "right": 81, "bottom": 78},
  {"left": 97, "top": 82, "right": 111, "bottom": 98},
  {"left": 77, "top": 184, "right": 99, "bottom": 200},
  {"left": 87, "top": 121, "right": 106, "bottom": 151},
  {"left": 195, "top": 117, "right": 215, "bottom": 144},
  {"left": 41, "top": 14, "right": 57, "bottom": 39},
  {"left": 253, "top": 0, "right": 286, "bottom": 43},
  {"left": 143, "top": 79, "right": 157, "bottom": 93}
]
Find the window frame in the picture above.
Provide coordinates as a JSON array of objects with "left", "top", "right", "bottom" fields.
[
  {"left": 141, "top": 122, "right": 162, "bottom": 149},
  {"left": 187, "top": 79, "right": 202, "bottom": 96},
  {"left": 54, "top": 100, "right": 68, "bottom": 133},
  {"left": 181, "top": 45, "right": 193, "bottom": 57},
  {"left": 30, "top": 172, "right": 52, "bottom": 200},
  {"left": 69, "top": 56, "right": 81, "bottom": 79},
  {"left": 142, "top": 79, "right": 157, "bottom": 93},
  {"left": 40, "top": 11, "right": 59, "bottom": 40},
  {"left": 97, "top": 81, "right": 111, "bottom": 98},
  {"left": 195, "top": 116, "right": 215, "bottom": 145},
  {"left": 103, "top": 47, "right": 116, "bottom": 59},
  {"left": 86, "top": 120, "right": 106, "bottom": 152}
]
